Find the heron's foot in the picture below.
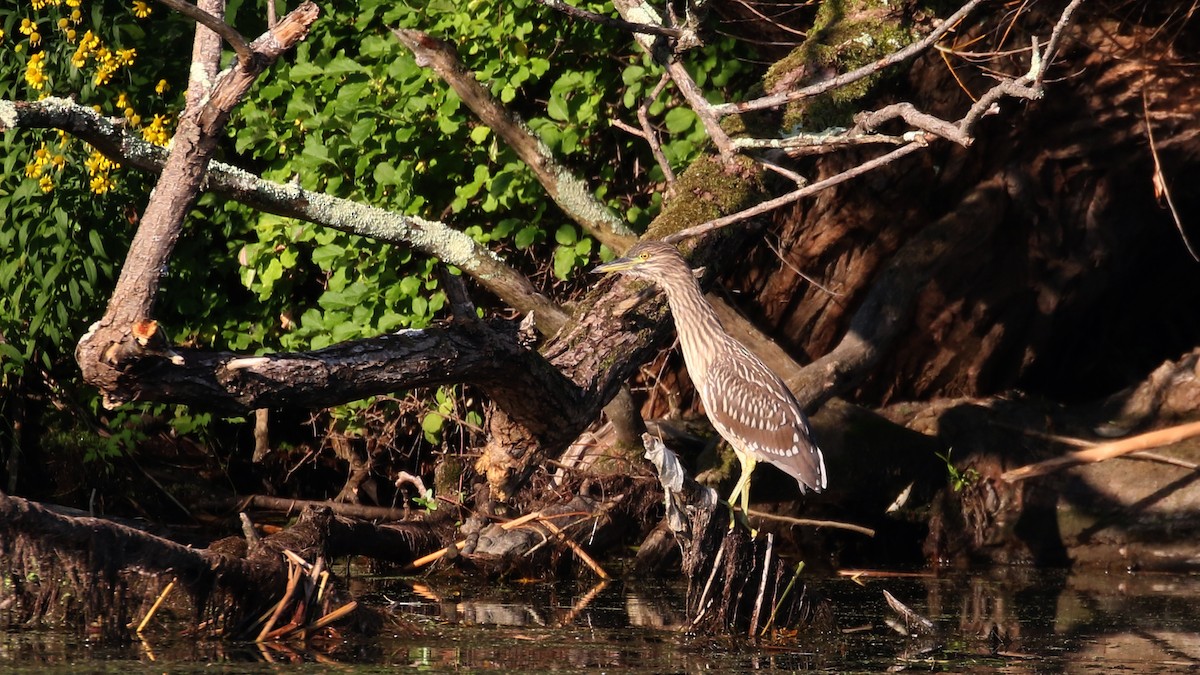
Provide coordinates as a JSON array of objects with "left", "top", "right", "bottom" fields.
[{"left": 725, "top": 503, "right": 757, "bottom": 536}]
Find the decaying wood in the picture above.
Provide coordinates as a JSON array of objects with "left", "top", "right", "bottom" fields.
[{"left": 0, "top": 491, "right": 436, "bottom": 638}]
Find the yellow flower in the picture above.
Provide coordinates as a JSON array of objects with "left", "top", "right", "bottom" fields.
[
  {"left": 128, "top": 112, "right": 141, "bottom": 126},
  {"left": 25, "top": 52, "right": 48, "bottom": 91},
  {"left": 50, "top": 154, "right": 66, "bottom": 170},
  {"left": 57, "top": 18, "right": 69, "bottom": 30},
  {"left": 70, "top": 8, "right": 81, "bottom": 22},
  {"left": 39, "top": 175, "right": 54, "bottom": 193},
  {"left": 132, "top": 1, "right": 151, "bottom": 18},
  {"left": 66, "top": 29, "right": 76, "bottom": 42},
  {"left": 155, "top": 79, "right": 169, "bottom": 95},
  {"left": 116, "top": 48, "right": 136, "bottom": 66},
  {"left": 142, "top": 114, "right": 171, "bottom": 146},
  {"left": 90, "top": 174, "right": 116, "bottom": 194},
  {"left": 30, "top": 31, "right": 41, "bottom": 47},
  {"left": 25, "top": 144, "right": 51, "bottom": 179},
  {"left": 117, "top": 92, "right": 129, "bottom": 109},
  {"left": 0, "top": 28, "right": 5, "bottom": 43},
  {"left": 19, "top": 19, "right": 36, "bottom": 35},
  {"left": 67, "top": 0, "right": 81, "bottom": 6},
  {"left": 32, "top": 0, "right": 51, "bottom": 9}
]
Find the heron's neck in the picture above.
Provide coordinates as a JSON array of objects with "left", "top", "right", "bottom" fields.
[{"left": 659, "top": 271, "right": 728, "bottom": 384}]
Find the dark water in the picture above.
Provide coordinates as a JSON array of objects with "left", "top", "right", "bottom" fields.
[{"left": 4, "top": 567, "right": 1200, "bottom": 672}]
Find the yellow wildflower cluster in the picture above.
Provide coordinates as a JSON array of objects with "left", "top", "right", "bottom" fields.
[
  {"left": 69, "top": 30, "right": 137, "bottom": 86},
  {"left": 142, "top": 114, "right": 171, "bottom": 147},
  {"left": 25, "top": 52, "right": 48, "bottom": 92},
  {"left": 85, "top": 149, "right": 119, "bottom": 195},
  {"left": 24, "top": 143, "right": 67, "bottom": 193}
]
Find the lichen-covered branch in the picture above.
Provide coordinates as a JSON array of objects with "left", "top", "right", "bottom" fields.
[{"left": 0, "top": 97, "right": 568, "bottom": 335}]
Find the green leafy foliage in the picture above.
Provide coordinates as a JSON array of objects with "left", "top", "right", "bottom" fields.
[{"left": 1, "top": 0, "right": 759, "bottom": 491}]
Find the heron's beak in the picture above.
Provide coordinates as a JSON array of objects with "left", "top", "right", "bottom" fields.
[{"left": 592, "top": 257, "right": 637, "bottom": 274}]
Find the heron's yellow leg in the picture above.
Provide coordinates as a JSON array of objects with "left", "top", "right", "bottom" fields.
[{"left": 726, "top": 449, "right": 757, "bottom": 533}]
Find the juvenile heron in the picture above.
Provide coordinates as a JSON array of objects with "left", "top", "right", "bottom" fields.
[{"left": 594, "top": 240, "right": 827, "bottom": 520}]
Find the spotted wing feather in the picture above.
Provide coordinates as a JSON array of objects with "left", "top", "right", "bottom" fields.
[{"left": 701, "top": 343, "right": 827, "bottom": 493}]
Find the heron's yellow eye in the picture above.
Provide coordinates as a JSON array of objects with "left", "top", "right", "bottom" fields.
[{"left": 637, "top": 252, "right": 651, "bottom": 261}]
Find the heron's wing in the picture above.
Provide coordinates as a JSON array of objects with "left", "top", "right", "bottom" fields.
[{"left": 703, "top": 346, "right": 827, "bottom": 492}]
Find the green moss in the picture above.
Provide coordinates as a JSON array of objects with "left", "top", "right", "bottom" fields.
[
  {"left": 643, "top": 155, "right": 764, "bottom": 241},
  {"left": 764, "top": 0, "right": 918, "bottom": 130}
]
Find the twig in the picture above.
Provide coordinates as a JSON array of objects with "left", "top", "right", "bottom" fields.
[
  {"left": 406, "top": 510, "right": 581, "bottom": 570},
  {"left": 155, "top": 0, "right": 254, "bottom": 65},
  {"left": 665, "top": 141, "right": 924, "bottom": 243},
  {"left": 134, "top": 579, "right": 176, "bottom": 634},
  {"left": 762, "top": 562, "right": 803, "bottom": 635},
  {"left": 637, "top": 73, "right": 677, "bottom": 191},
  {"left": 541, "top": 518, "right": 611, "bottom": 579},
  {"left": 257, "top": 556, "right": 303, "bottom": 642},
  {"left": 690, "top": 535, "right": 728, "bottom": 627},
  {"left": 611, "top": 0, "right": 736, "bottom": 159},
  {"left": 745, "top": 508, "right": 876, "bottom": 537},
  {"left": 711, "top": 0, "right": 987, "bottom": 116},
  {"left": 1142, "top": 84, "right": 1198, "bottom": 260},
  {"left": 1001, "top": 419, "right": 1200, "bottom": 482},
  {"left": 748, "top": 533, "right": 773, "bottom": 638}
]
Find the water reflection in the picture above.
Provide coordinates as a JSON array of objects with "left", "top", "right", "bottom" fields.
[{"left": 4, "top": 567, "right": 1200, "bottom": 672}]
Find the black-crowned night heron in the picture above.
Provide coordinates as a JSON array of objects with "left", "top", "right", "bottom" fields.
[{"left": 594, "top": 240, "right": 827, "bottom": 520}]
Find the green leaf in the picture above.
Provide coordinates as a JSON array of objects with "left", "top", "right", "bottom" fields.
[
  {"left": 514, "top": 225, "right": 539, "bottom": 249},
  {"left": 469, "top": 125, "right": 492, "bottom": 143},
  {"left": 554, "top": 224, "right": 576, "bottom": 246},
  {"left": 547, "top": 94, "right": 570, "bottom": 122},
  {"left": 664, "top": 107, "right": 697, "bottom": 134}
]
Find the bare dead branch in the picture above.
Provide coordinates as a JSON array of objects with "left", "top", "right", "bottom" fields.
[
  {"left": 664, "top": 141, "right": 926, "bottom": 243},
  {"left": 392, "top": 28, "right": 637, "bottom": 252},
  {"left": 711, "top": 0, "right": 988, "bottom": 116},
  {"left": 156, "top": 0, "right": 254, "bottom": 66},
  {"left": 852, "top": 102, "right": 973, "bottom": 146},
  {"left": 1001, "top": 420, "right": 1200, "bottom": 483}
]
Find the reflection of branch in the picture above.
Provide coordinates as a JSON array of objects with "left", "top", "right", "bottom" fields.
[{"left": 0, "top": 97, "right": 570, "bottom": 335}]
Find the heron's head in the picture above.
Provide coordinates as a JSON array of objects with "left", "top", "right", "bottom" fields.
[{"left": 592, "top": 240, "right": 688, "bottom": 281}]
